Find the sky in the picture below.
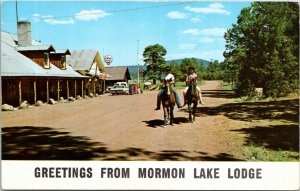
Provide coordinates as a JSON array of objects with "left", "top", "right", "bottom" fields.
[{"left": 2, "top": 1, "right": 251, "bottom": 66}]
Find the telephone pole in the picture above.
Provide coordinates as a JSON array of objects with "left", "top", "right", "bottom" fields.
[
  {"left": 137, "top": 40, "right": 140, "bottom": 90},
  {"left": 16, "top": 0, "right": 19, "bottom": 23}
]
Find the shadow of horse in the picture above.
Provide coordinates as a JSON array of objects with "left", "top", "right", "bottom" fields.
[{"left": 143, "top": 117, "right": 188, "bottom": 128}]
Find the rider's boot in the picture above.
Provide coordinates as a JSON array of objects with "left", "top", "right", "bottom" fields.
[
  {"left": 199, "top": 92, "right": 204, "bottom": 105},
  {"left": 182, "top": 93, "right": 187, "bottom": 107}
]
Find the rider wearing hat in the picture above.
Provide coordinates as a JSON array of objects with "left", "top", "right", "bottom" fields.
[
  {"left": 155, "top": 66, "right": 182, "bottom": 110},
  {"left": 183, "top": 66, "right": 204, "bottom": 106}
]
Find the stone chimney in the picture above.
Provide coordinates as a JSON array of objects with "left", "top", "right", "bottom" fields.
[{"left": 17, "top": 21, "right": 32, "bottom": 46}]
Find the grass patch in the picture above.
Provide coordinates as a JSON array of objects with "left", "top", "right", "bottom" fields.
[
  {"left": 174, "top": 80, "right": 206, "bottom": 90},
  {"left": 174, "top": 81, "right": 186, "bottom": 89},
  {"left": 243, "top": 141, "right": 299, "bottom": 161},
  {"left": 219, "top": 81, "right": 234, "bottom": 90}
]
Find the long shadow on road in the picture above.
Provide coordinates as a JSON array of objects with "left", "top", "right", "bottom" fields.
[
  {"left": 190, "top": 98, "right": 299, "bottom": 154},
  {"left": 196, "top": 98, "right": 299, "bottom": 123},
  {"left": 231, "top": 124, "right": 299, "bottom": 153},
  {"left": 202, "top": 90, "right": 237, "bottom": 99},
  {"left": 2, "top": 126, "right": 242, "bottom": 161},
  {"left": 142, "top": 117, "right": 188, "bottom": 128}
]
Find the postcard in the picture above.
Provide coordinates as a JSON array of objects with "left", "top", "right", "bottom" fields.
[{"left": 1, "top": 1, "right": 299, "bottom": 190}]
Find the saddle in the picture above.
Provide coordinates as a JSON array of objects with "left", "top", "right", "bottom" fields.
[
  {"left": 187, "top": 83, "right": 196, "bottom": 95},
  {"left": 162, "top": 86, "right": 174, "bottom": 99},
  {"left": 187, "top": 83, "right": 199, "bottom": 99}
]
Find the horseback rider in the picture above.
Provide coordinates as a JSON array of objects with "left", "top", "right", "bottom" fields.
[
  {"left": 183, "top": 66, "right": 204, "bottom": 106},
  {"left": 155, "top": 66, "right": 182, "bottom": 110}
]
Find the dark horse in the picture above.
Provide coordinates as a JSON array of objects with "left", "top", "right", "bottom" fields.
[
  {"left": 186, "top": 82, "right": 199, "bottom": 122},
  {"left": 161, "top": 80, "right": 175, "bottom": 126}
]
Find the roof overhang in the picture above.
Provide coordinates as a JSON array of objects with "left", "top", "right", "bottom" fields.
[
  {"left": 17, "top": 45, "right": 56, "bottom": 52},
  {"left": 50, "top": 49, "right": 71, "bottom": 55}
]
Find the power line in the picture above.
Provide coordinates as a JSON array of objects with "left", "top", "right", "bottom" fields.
[{"left": 4, "top": 1, "right": 196, "bottom": 23}]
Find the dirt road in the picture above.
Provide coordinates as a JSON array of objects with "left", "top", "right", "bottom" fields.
[{"left": 2, "top": 81, "right": 245, "bottom": 160}]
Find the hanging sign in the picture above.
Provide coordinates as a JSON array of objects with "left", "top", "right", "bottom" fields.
[{"left": 104, "top": 55, "right": 113, "bottom": 65}]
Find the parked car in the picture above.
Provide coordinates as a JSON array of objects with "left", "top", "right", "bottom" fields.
[
  {"left": 106, "top": 82, "right": 128, "bottom": 93},
  {"left": 106, "top": 85, "right": 115, "bottom": 93},
  {"left": 114, "top": 82, "right": 128, "bottom": 88},
  {"left": 110, "top": 85, "right": 129, "bottom": 95}
]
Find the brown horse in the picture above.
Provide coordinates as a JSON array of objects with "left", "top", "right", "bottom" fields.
[
  {"left": 186, "top": 82, "right": 199, "bottom": 122},
  {"left": 161, "top": 81, "right": 176, "bottom": 126}
]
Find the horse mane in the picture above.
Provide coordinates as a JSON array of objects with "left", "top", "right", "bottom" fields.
[
  {"left": 187, "top": 83, "right": 199, "bottom": 103},
  {"left": 161, "top": 82, "right": 176, "bottom": 107}
]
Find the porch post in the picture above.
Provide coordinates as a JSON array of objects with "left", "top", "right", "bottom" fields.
[
  {"left": 57, "top": 80, "right": 60, "bottom": 100},
  {"left": 103, "top": 79, "right": 106, "bottom": 94},
  {"left": 74, "top": 80, "right": 77, "bottom": 98},
  {"left": 18, "top": 80, "right": 22, "bottom": 105},
  {"left": 81, "top": 79, "right": 84, "bottom": 97},
  {"left": 46, "top": 80, "right": 49, "bottom": 103},
  {"left": 67, "top": 80, "right": 69, "bottom": 98},
  {"left": 93, "top": 80, "right": 96, "bottom": 95},
  {"left": 34, "top": 80, "right": 37, "bottom": 104}
]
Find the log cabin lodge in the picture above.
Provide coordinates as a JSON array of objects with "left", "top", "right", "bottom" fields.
[{"left": 1, "top": 21, "right": 129, "bottom": 108}]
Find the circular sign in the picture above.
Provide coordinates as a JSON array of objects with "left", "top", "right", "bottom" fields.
[{"left": 104, "top": 55, "right": 113, "bottom": 65}]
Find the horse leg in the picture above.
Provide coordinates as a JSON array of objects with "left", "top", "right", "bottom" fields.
[
  {"left": 166, "top": 107, "right": 170, "bottom": 125},
  {"left": 193, "top": 102, "right": 197, "bottom": 122},
  {"left": 170, "top": 106, "right": 174, "bottom": 125},
  {"left": 163, "top": 107, "right": 168, "bottom": 126},
  {"left": 188, "top": 104, "right": 192, "bottom": 122}
]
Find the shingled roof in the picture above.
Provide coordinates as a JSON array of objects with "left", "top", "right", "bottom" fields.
[
  {"left": 104, "top": 66, "right": 131, "bottom": 81},
  {"left": 1, "top": 42, "right": 48, "bottom": 77},
  {"left": 1, "top": 31, "right": 42, "bottom": 48},
  {"left": 67, "top": 50, "right": 105, "bottom": 73},
  {"left": 51, "top": 49, "right": 71, "bottom": 55},
  {"left": 1, "top": 31, "right": 86, "bottom": 78},
  {"left": 17, "top": 45, "right": 55, "bottom": 52}
]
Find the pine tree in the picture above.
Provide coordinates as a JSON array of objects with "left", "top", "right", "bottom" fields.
[
  {"left": 224, "top": 2, "right": 299, "bottom": 97},
  {"left": 143, "top": 44, "right": 167, "bottom": 84}
]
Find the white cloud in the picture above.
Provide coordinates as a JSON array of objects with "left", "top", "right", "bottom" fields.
[
  {"left": 166, "top": 11, "right": 187, "bottom": 19},
  {"left": 32, "top": 18, "right": 40, "bottom": 22},
  {"left": 31, "top": 14, "right": 41, "bottom": 22},
  {"left": 34, "top": 9, "right": 110, "bottom": 25},
  {"left": 178, "top": 43, "right": 197, "bottom": 50},
  {"left": 182, "top": 29, "right": 200, "bottom": 35},
  {"left": 74, "top": 10, "right": 111, "bottom": 21},
  {"left": 199, "top": 28, "right": 227, "bottom": 36},
  {"left": 44, "top": 18, "right": 75, "bottom": 25},
  {"left": 190, "top": 17, "right": 201, "bottom": 23},
  {"left": 31, "top": 14, "right": 74, "bottom": 25},
  {"left": 182, "top": 28, "right": 226, "bottom": 37},
  {"left": 185, "top": 3, "right": 231, "bottom": 15},
  {"left": 41, "top": 15, "right": 53, "bottom": 19},
  {"left": 199, "top": 37, "right": 214, "bottom": 43}
]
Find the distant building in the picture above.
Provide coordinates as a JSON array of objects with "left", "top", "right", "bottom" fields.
[
  {"left": 104, "top": 66, "right": 131, "bottom": 86},
  {"left": 67, "top": 49, "right": 106, "bottom": 95}
]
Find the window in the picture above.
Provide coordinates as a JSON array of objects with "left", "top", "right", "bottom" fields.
[
  {"left": 61, "top": 55, "right": 66, "bottom": 69},
  {"left": 44, "top": 52, "right": 50, "bottom": 68}
]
